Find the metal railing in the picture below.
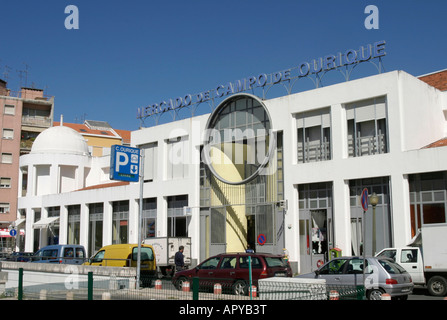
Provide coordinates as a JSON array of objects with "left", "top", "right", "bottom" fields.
[{"left": 1, "top": 267, "right": 365, "bottom": 300}]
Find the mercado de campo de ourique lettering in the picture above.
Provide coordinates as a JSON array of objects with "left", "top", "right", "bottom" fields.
[{"left": 137, "top": 40, "right": 386, "bottom": 118}]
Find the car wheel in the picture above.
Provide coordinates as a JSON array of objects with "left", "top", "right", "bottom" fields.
[
  {"left": 427, "top": 276, "right": 447, "bottom": 296},
  {"left": 176, "top": 276, "right": 189, "bottom": 291},
  {"left": 367, "top": 288, "right": 385, "bottom": 300},
  {"left": 232, "top": 280, "right": 247, "bottom": 296}
]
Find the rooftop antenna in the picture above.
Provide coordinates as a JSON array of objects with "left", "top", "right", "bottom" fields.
[
  {"left": 3, "top": 65, "right": 11, "bottom": 83},
  {"left": 74, "top": 113, "right": 87, "bottom": 123},
  {"left": 17, "top": 63, "right": 30, "bottom": 88}
]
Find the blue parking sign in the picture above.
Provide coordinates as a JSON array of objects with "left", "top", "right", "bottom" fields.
[{"left": 110, "top": 145, "right": 141, "bottom": 182}]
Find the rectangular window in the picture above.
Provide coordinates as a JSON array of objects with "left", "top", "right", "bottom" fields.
[
  {"left": 296, "top": 107, "right": 331, "bottom": 163},
  {"left": 409, "top": 172, "right": 447, "bottom": 234},
  {"left": 4, "top": 104, "right": 15, "bottom": 115},
  {"left": 1, "top": 153, "right": 13, "bottom": 164},
  {"left": 140, "top": 142, "right": 157, "bottom": 182},
  {"left": 0, "top": 203, "right": 10, "bottom": 214},
  {"left": 0, "top": 177, "right": 11, "bottom": 188},
  {"left": 112, "top": 200, "right": 128, "bottom": 244},
  {"left": 68, "top": 205, "right": 81, "bottom": 244},
  {"left": 2, "top": 129, "right": 13, "bottom": 139},
  {"left": 346, "top": 96, "right": 388, "bottom": 157},
  {"left": 166, "top": 137, "right": 189, "bottom": 180},
  {"left": 89, "top": 203, "right": 103, "bottom": 254},
  {"left": 167, "top": 195, "right": 189, "bottom": 237},
  {"left": 143, "top": 198, "right": 157, "bottom": 238}
]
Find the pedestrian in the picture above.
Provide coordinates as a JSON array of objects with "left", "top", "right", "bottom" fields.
[
  {"left": 175, "top": 245, "right": 185, "bottom": 271},
  {"left": 245, "top": 244, "right": 255, "bottom": 253}
]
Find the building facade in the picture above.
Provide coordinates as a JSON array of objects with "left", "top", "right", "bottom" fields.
[
  {"left": 17, "top": 69, "right": 447, "bottom": 274},
  {"left": 0, "top": 81, "right": 53, "bottom": 251}
]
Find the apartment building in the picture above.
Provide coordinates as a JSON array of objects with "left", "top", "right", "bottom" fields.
[{"left": 0, "top": 80, "right": 54, "bottom": 251}]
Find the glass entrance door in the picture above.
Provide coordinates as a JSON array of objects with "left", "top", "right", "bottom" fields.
[{"left": 299, "top": 210, "right": 330, "bottom": 272}]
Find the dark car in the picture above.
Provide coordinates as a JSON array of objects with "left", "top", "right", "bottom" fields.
[
  {"left": 5, "top": 252, "right": 34, "bottom": 262},
  {"left": 172, "top": 252, "right": 292, "bottom": 295}
]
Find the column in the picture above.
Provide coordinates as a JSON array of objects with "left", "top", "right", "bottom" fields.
[{"left": 332, "top": 179, "right": 352, "bottom": 255}]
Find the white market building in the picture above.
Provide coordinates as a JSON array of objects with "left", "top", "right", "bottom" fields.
[{"left": 16, "top": 68, "right": 447, "bottom": 274}]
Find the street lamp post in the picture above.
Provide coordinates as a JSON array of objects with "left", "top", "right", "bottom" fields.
[{"left": 369, "top": 192, "right": 379, "bottom": 255}]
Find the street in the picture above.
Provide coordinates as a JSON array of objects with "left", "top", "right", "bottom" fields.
[{"left": 408, "top": 288, "right": 446, "bottom": 300}]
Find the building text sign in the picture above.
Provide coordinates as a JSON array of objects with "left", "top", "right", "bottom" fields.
[{"left": 138, "top": 40, "right": 386, "bottom": 119}]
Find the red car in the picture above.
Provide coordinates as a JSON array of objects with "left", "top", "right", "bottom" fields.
[{"left": 172, "top": 252, "right": 292, "bottom": 295}]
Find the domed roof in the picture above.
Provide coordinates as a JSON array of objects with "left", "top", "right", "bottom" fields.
[{"left": 31, "top": 126, "right": 89, "bottom": 155}]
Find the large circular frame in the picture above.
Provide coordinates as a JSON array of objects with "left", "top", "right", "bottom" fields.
[{"left": 202, "top": 93, "right": 276, "bottom": 185}]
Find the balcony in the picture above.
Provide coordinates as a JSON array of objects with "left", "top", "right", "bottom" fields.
[
  {"left": 21, "top": 116, "right": 52, "bottom": 128},
  {"left": 348, "top": 133, "right": 387, "bottom": 157},
  {"left": 298, "top": 140, "right": 331, "bottom": 163}
]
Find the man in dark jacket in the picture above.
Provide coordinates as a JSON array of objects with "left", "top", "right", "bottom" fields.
[{"left": 175, "top": 246, "right": 185, "bottom": 271}]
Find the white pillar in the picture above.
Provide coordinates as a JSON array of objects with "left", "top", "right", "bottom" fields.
[
  {"left": 390, "top": 174, "right": 412, "bottom": 247},
  {"left": 59, "top": 205, "right": 68, "bottom": 244},
  {"left": 333, "top": 179, "right": 352, "bottom": 255},
  {"left": 103, "top": 201, "right": 113, "bottom": 246}
]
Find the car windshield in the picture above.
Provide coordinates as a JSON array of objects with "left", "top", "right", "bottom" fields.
[
  {"left": 378, "top": 259, "right": 406, "bottom": 274},
  {"left": 265, "top": 257, "right": 287, "bottom": 268}
]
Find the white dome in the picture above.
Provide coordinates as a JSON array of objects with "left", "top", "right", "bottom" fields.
[{"left": 31, "top": 126, "right": 89, "bottom": 155}]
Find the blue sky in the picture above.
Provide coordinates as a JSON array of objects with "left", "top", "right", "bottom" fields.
[{"left": 1, "top": 0, "right": 446, "bottom": 130}]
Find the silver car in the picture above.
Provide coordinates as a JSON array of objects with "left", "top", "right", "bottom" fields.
[{"left": 296, "top": 257, "right": 414, "bottom": 300}]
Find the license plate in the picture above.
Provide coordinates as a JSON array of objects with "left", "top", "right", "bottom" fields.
[{"left": 275, "top": 272, "right": 286, "bottom": 277}]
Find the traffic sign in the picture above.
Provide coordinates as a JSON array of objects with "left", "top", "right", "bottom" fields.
[
  {"left": 361, "top": 188, "right": 369, "bottom": 211},
  {"left": 257, "top": 234, "right": 266, "bottom": 246},
  {"left": 9, "top": 229, "right": 17, "bottom": 237},
  {"left": 110, "top": 145, "right": 141, "bottom": 182}
]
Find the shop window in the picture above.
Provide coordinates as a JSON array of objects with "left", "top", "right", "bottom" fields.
[
  {"left": 143, "top": 198, "right": 157, "bottom": 238},
  {"left": 409, "top": 172, "right": 447, "bottom": 236},
  {"left": 167, "top": 195, "right": 189, "bottom": 237},
  {"left": 112, "top": 200, "right": 129, "bottom": 244}
]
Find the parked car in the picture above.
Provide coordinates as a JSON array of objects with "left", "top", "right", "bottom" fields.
[
  {"left": 5, "top": 252, "right": 34, "bottom": 262},
  {"left": 31, "top": 244, "right": 86, "bottom": 265},
  {"left": 83, "top": 244, "right": 157, "bottom": 287},
  {"left": 172, "top": 252, "right": 292, "bottom": 295},
  {"left": 296, "top": 256, "right": 414, "bottom": 300}
]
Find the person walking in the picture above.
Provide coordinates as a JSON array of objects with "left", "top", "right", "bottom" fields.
[{"left": 175, "top": 246, "right": 185, "bottom": 271}]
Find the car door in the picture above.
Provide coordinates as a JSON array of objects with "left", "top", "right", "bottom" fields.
[
  {"left": 399, "top": 248, "right": 425, "bottom": 284},
  {"left": 316, "top": 258, "right": 349, "bottom": 285},
  {"left": 195, "top": 256, "right": 222, "bottom": 287},
  {"left": 212, "top": 256, "right": 237, "bottom": 287},
  {"left": 88, "top": 250, "right": 105, "bottom": 266},
  {"left": 341, "top": 258, "right": 366, "bottom": 286}
]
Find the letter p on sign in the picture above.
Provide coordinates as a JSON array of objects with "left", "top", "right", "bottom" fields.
[{"left": 116, "top": 152, "right": 129, "bottom": 172}]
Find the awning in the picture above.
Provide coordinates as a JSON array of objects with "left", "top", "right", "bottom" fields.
[
  {"left": 0, "top": 228, "right": 25, "bottom": 237},
  {"left": 33, "top": 216, "right": 60, "bottom": 229}
]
